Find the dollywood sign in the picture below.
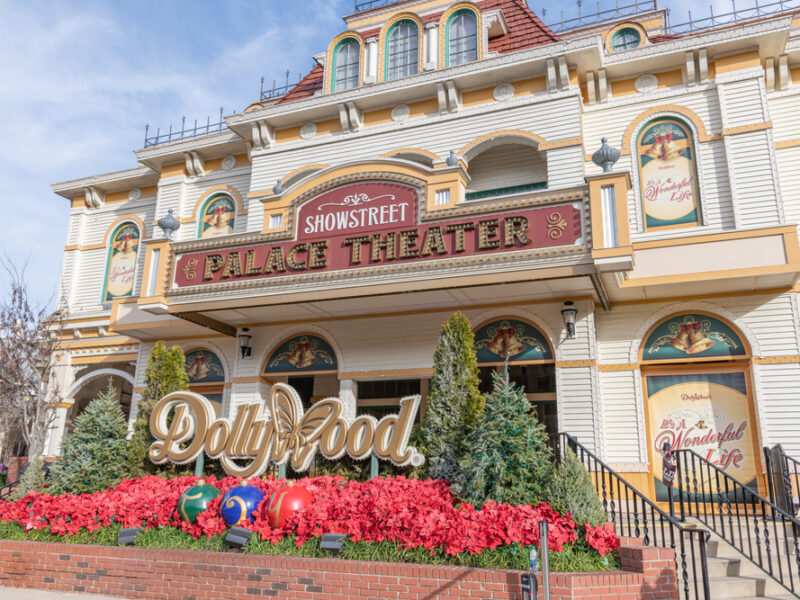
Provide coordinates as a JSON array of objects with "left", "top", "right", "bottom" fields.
[{"left": 148, "top": 383, "right": 425, "bottom": 478}]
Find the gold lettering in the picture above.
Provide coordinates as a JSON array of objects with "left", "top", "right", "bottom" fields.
[
  {"left": 221, "top": 252, "right": 243, "bottom": 278},
  {"left": 287, "top": 243, "right": 308, "bottom": 270},
  {"left": 205, "top": 420, "right": 231, "bottom": 457},
  {"left": 148, "top": 392, "right": 211, "bottom": 464},
  {"left": 346, "top": 416, "right": 376, "bottom": 458},
  {"left": 343, "top": 236, "right": 370, "bottom": 264},
  {"left": 203, "top": 255, "right": 224, "bottom": 280},
  {"left": 309, "top": 241, "right": 328, "bottom": 269},
  {"left": 445, "top": 223, "right": 475, "bottom": 253},
  {"left": 399, "top": 229, "right": 420, "bottom": 259},
  {"left": 245, "top": 250, "right": 261, "bottom": 275},
  {"left": 420, "top": 226, "right": 448, "bottom": 257},
  {"left": 262, "top": 246, "right": 287, "bottom": 274},
  {"left": 478, "top": 219, "right": 500, "bottom": 250},
  {"left": 504, "top": 216, "right": 531, "bottom": 247},
  {"left": 371, "top": 232, "right": 397, "bottom": 262}
]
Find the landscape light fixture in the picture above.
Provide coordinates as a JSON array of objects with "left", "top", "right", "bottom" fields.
[
  {"left": 224, "top": 525, "right": 252, "bottom": 549},
  {"left": 320, "top": 533, "right": 348, "bottom": 555},
  {"left": 561, "top": 301, "right": 578, "bottom": 339},
  {"left": 117, "top": 527, "right": 141, "bottom": 546},
  {"left": 238, "top": 328, "right": 253, "bottom": 359}
]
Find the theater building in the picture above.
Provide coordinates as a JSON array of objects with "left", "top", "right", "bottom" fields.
[{"left": 45, "top": 0, "right": 800, "bottom": 501}]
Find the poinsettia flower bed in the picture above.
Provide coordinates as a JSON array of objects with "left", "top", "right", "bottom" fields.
[{"left": 0, "top": 475, "right": 618, "bottom": 559}]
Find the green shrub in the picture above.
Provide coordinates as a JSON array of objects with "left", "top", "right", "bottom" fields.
[
  {"left": 9, "top": 455, "right": 46, "bottom": 500},
  {"left": 420, "top": 312, "right": 483, "bottom": 482},
  {"left": 451, "top": 366, "right": 553, "bottom": 506},
  {"left": 47, "top": 381, "right": 129, "bottom": 495},
  {"left": 546, "top": 448, "right": 608, "bottom": 526}
]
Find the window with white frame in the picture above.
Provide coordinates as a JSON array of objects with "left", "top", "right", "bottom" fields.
[
  {"left": 333, "top": 38, "right": 360, "bottom": 92},
  {"left": 385, "top": 20, "right": 419, "bottom": 80},
  {"left": 447, "top": 10, "right": 477, "bottom": 66}
]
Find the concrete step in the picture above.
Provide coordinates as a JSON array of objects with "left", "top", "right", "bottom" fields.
[{"left": 705, "top": 576, "right": 763, "bottom": 598}]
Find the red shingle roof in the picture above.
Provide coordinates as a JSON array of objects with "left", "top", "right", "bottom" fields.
[{"left": 277, "top": 1, "right": 558, "bottom": 104}]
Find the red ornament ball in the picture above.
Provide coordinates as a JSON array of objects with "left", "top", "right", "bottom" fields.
[{"left": 264, "top": 482, "right": 314, "bottom": 528}]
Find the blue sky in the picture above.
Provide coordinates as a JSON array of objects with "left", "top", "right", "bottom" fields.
[{"left": 0, "top": 0, "right": 762, "bottom": 306}]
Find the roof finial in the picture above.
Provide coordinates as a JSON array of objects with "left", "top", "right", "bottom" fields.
[{"left": 591, "top": 137, "right": 621, "bottom": 173}]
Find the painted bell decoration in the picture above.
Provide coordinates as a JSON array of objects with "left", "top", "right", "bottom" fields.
[
  {"left": 186, "top": 354, "right": 210, "bottom": 381},
  {"left": 486, "top": 327, "right": 526, "bottom": 358},
  {"left": 668, "top": 321, "right": 715, "bottom": 355},
  {"left": 286, "top": 341, "right": 316, "bottom": 369}
]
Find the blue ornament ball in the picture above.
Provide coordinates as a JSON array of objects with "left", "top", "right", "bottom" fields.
[{"left": 220, "top": 482, "right": 265, "bottom": 526}]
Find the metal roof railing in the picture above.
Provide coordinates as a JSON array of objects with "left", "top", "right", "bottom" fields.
[
  {"left": 545, "top": 0, "right": 658, "bottom": 34},
  {"left": 144, "top": 108, "right": 229, "bottom": 148},
  {"left": 666, "top": 0, "right": 800, "bottom": 34}
]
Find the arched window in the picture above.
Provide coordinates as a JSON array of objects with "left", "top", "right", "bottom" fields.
[
  {"left": 385, "top": 20, "right": 419, "bottom": 81},
  {"left": 185, "top": 348, "right": 225, "bottom": 417},
  {"left": 610, "top": 27, "right": 641, "bottom": 51},
  {"left": 447, "top": 10, "right": 478, "bottom": 67},
  {"left": 636, "top": 117, "right": 702, "bottom": 231},
  {"left": 198, "top": 193, "right": 236, "bottom": 238},
  {"left": 332, "top": 38, "right": 360, "bottom": 92},
  {"left": 103, "top": 222, "right": 140, "bottom": 302}
]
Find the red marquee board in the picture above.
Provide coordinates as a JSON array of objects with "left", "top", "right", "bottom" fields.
[{"left": 173, "top": 182, "right": 582, "bottom": 288}]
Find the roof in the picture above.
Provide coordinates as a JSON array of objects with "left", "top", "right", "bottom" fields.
[{"left": 276, "top": 0, "right": 559, "bottom": 105}]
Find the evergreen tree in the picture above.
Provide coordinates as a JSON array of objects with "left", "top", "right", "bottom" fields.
[
  {"left": 126, "top": 342, "right": 189, "bottom": 476},
  {"left": 546, "top": 448, "right": 608, "bottom": 525},
  {"left": 420, "top": 312, "right": 483, "bottom": 481},
  {"left": 451, "top": 366, "right": 553, "bottom": 506},
  {"left": 48, "top": 380, "right": 129, "bottom": 494},
  {"left": 9, "top": 455, "right": 46, "bottom": 500}
]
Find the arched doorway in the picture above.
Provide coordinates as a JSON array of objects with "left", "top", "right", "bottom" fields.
[
  {"left": 473, "top": 318, "right": 557, "bottom": 435},
  {"left": 639, "top": 312, "right": 761, "bottom": 501},
  {"left": 262, "top": 333, "right": 339, "bottom": 409},
  {"left": 65, "top": 369, "right": 134, "bottom": 435}
]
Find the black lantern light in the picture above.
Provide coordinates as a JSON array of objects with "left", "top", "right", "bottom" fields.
[
  {"left": 561, "top": 301, "right": 578, "bottom": 339},
  {"left": 238, "top": 327, "right": 253, "bottom": 359}
]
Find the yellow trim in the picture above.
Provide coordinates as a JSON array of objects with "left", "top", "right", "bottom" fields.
[
  {"left": 722, "top": 121, "right": 772, "bottom": 136},
  {"left": 776, "top": 139, "right": 800, "bottom": 149},
  {"left": 714, "top": 50, "right": 761, "bottom": 74},
  {"left": 620, "top": 105, "right": 714, "bottom": 156},
  {"left": 137, "top": 238, "right": 171, "bottom": 300},
  {"left": 610, "top": 69, "right": 683, "bottom": 98},
  {"left": 438, "top": 3, "right": 483, "bottom": 69},
  {"left": 753, "top": 355, "right": 800, "bottom": 365},
  {"left": 378, "top": 13, "right": 425, "bottom": 83},
  {"left": 103, "top": 215, "right": 146, "bottom": 246},
  {"left": 64, "top": 243, "right": 105, "bottom": 252},
  {"left": 622, "top": 264, "right": 799, "bottom": 288},
  {"left": 203, "top": 154, "right": 250, "bottom": 174},
  {"left": 381, "top": 148, "right": 440, "bottom": 161},
  {"left": 458, "top": 129, "right": 546, "bottom": 158},
  {"left": 280, "top": 164, "right": 331, "bottom": 187},
  {"left": 161, "top": 162, "right": 186, "bottom": 179},
  {"left": 104, "top": 186, "right": 158, "bottom": 205},
  {"left": 71, "top": 353, "right": 139, "bottom": 365},
  {"left": 325, "top": 32, "right": 365, "bottom": 93},
  {"left": 604, "top": 22, "right": 647, "bottom": 53},
  {"left": 598, "top": 363, "right": 640, "bottom": 372},
  {"left": 634, "top": 225, "right": 797, "bottom": 249},
  {"left": 231, "top": 376, "right": 264, "bottom": 384},
  {"left": 587, "top": 172, "right": 632, "bottom": 250},
  {"left": 61, "top": 336, "right": 139, "bottom": 350},
  {"left": 555, "top": 360, "right": 596, "bottom": 368}
]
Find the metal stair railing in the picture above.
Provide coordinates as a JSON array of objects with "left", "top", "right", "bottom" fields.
[
  {"left": 764, "top": 444, "right": 800, "bottom": 516},
  {"left": 674, "top": 449, "right": 800, "bottom": 597},
  {"left": 558, "top": 433, "right": 711, "bottom": 600}
]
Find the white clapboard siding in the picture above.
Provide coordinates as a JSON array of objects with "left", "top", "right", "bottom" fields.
[
  {"left": 775, "top": 146, "right": 800, "bottom": 229},
  {"left": 768, "top": 93, "right": 800, "bottom": 142},
  {"left": 718, "top": 77, "right": 767, "bottom": 129},
  {"left": 466, "top": 143, "right": 546, "bottom": 192},
  {"left": 556, "top": 366, "right": 597, "bottom": 452},
  {"left": 249, "top": 96, "right": 583, "bottom": 194},
  {"left": 179, "top": 169, "right": 252, "bottom": 241},
  {"left": 695, "top": 139, "right": 736, "bottom": 230},
  {"left": 598, "top": 369, "right": 643, "bottom": 462},
  {"left": 545, "top": 146, "right": 586, "bottom": 190},
  {"left": 727, "top": 130, "right": 781, "bottom": 227},
  {"left": 752, "top": 363, "right": 800, "bottom": 456}
]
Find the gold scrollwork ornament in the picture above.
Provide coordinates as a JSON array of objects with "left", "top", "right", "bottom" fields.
[
  {"left": 183, "top": 258, "right": 198, "bottom": 281},
  {"left": 546, "top": 213, "right": 567, "bottom": 240}
]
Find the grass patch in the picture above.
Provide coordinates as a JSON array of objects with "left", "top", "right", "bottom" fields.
[{"left": 0, "top": 523, "right": 618, "bottom": 572}]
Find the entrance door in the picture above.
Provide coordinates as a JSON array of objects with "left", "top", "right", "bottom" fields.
[{"left": 288, "top": 376, "right": 315, "bottom": 410}]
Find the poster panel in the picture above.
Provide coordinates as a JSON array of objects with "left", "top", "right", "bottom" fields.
[
  {"left": 637, "top": 118, "right": 702, "bottom": 230},
  {"left": 646, "top": 372, "right": 759, "bottom": 501},
  {"left": 200, "top": 195, "right": 235, "bottom": 238},
  {"left": 104, "top": 223, "right": 140, "bottom": 302}
]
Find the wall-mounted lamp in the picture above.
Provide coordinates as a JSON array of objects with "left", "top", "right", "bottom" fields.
[
  {"left": 238, "top": 328, "right": 252, "bottom": 359},
  {"left": 561, "top": 301, "right": 578, "bottom": 339}
]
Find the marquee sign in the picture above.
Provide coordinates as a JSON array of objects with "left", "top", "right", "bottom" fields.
[
  {"left": 148, "top": 383, "right": 424, "bottom": 478},
  {"left": 172, "top": 182, "right": 583, "bottom": 288}
]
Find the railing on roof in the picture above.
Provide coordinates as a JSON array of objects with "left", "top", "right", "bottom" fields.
[
  {"left": 354, "top": 0, "right": 397, "bottom": 12},
  {"left": 144, "top": 108, "right": 229, "bottom": 148},
  {"left": 666, "top": 0, "right": 800, "bottom": 34},
  {"left": 544, "top": 0, "right": 658, "bottom": 34},
  {"left": 260, "top": 71, "right": 303, "bottom": 101}
]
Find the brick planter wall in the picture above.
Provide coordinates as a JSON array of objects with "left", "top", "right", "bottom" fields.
[
  {"left": 5, "top": 456, "right": 27, "bottom": 484},
  {"left": 0, "top": 536, "right": 677, "bottom": 600}
]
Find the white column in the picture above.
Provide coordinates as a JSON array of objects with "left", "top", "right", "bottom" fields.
[
  {"left": 338, "top": 379, "right": 358, "bottom": 422},
  {"left": 365, "top": 37, "right": 378, "bottom": 84},
  {"left": 425, "top": 23, "right": 439, "bottom": 70},
  {"left": 601, "top": 185, "right": 618, "bottom": 248}
]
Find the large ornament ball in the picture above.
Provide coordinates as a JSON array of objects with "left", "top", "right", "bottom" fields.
[
  {"left": 177, "top": 480, "right": 221, "bottom": 524},
  {"left": 264, "top": 483, "right": 314, "bottom": 529},
  {"left": 220, "top": 482, "right": 265, "bottom": 526}
]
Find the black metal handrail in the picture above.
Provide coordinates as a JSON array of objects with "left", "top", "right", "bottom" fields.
[
  {"left": 765, "top": 445, "right": 800, "bottom": 516},
  {"left": 674, "top": 448, "right": 800, "bottom": 596},
  {"left": 559, "top": 433, "right": 711, "bottom": 600}
]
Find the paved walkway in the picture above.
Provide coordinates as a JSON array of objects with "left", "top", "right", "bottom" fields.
[{"left": 0, "top": 587, "right": 121, "bottom": 599}]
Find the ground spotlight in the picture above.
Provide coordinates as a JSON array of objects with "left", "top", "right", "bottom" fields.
[
  {"left": 225, "top": 526, "right": 252, "bottom": 549},
  {"left": 321, "top": 533, "right": 347, "bottom": 555},
  {"left": 117, "top": 527, "right": 141, "bottom": 546}
]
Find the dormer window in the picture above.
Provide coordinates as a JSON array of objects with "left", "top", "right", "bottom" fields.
[
  {"left": 385, "top": 20, "right": 419, "bottom": 80},
  {"left": 446, "top": 9, "right": 478, "bottom": 67},
  {"left": 610, "top": 27, "right": 641, "bottom": 52},
  {"left": 333, "top": 38, "right": 360, "bottom": 92}
]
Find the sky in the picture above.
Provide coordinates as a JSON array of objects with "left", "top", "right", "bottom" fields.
[{"left": 0, "top": 0, "right": 764, "bottom": 307}]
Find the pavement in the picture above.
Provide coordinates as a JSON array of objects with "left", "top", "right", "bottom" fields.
[{"left": 0, "top": 587, "right": 121, "bottom": 599}]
